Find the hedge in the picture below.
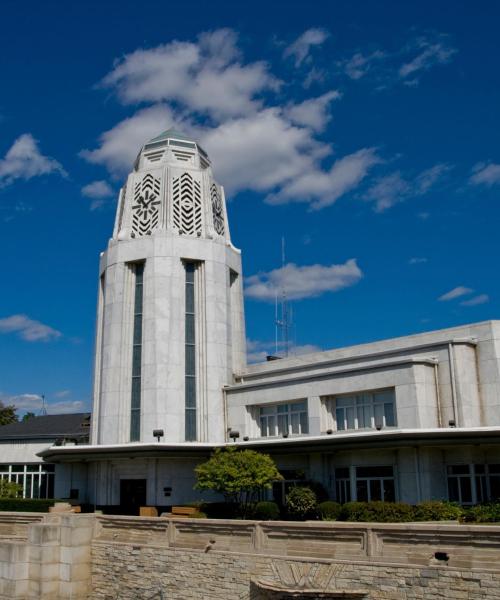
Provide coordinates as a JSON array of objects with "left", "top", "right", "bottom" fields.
[
  {"left": 317, "top": 500, "right": 342, "bottom": 521},
  {"left": 253, "top": 501, "right": 280, "bottom": 520},
  {"left": 462, "top": 503, "right": 500, "bottom": 523},
  {"left": 0, "top": 498, "right": 58, "bottom": 512}
]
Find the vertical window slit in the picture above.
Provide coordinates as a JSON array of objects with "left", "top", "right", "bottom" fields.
[
  {"left": 185, "top": 262, "right": 197, "bottom": 441},
  {"left": 130, "top": 262, "right": 144, "bottom": 441}
]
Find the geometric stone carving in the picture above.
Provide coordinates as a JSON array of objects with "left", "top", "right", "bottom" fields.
[
  {"left": 131, "top": 173, "right": 161, "bottom": 237},
  {"left": 253, "top": 561, "right": 367, "bottom": 599},
  {"left": 211, "top": 183, "right": 225, "bottom": 236},
  {"left": 172, "top": 172, "right": 202, "bottom": 236}
]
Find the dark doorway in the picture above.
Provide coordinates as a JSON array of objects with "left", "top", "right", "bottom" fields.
[{"left": 120, "top": 479, "right": 147, "bottom": 515}]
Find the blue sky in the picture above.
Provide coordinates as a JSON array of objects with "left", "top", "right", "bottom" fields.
[{"left": 0, "top": 0, "right": 499, "bottom": 414}]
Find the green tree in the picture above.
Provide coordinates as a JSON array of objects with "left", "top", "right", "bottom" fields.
[
  {"left": 0, "top": 402, "right": 18, "bottom": 426},
  {"left": 194, "top": 447, "right": 283, "bottom": 518},
  {"left": 22, "top": 412, "right": 36, "bottom": 422},
  {"left": 0, "top": 480, "right": 22, "bottom": 498},
  {"left": 285, "top": 486, "right": 317, "bottom": 520}
]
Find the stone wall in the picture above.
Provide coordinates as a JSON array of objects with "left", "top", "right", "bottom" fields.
[
  {"left": 91, "top": 516, "right": 500, "bottom": 600},
  {"left": 1, "top": 513, "right": 500, "bottom": 599}
]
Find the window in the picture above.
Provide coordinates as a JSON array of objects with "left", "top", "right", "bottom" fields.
[
  {"left": 335, "top": 467, "right": 351, "bottom": 504},
  {"left": 355, "top": 466, "right": 395, "bottom": 502},
  {"left": 185, "top": 262, "right": 197, "bottom": 441},
  {"left": 0, "top": 464, "right": 55, "bottom": 499},
  {"left": 447, "top": 464, "right": 500, "bottom": 505},
  {"left": 329, "top": 390, "right": 396, "bottom": 432},
  {"left": 130, "top": 262, "right": 144, "bottom": 442},
  {"left": 259, "top": 401, "right": 308, "bottom": 437}
]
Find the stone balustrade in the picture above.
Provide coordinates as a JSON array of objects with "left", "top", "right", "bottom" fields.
[{"left": 0, "top": 513, "right": 500, "bottom": 598}]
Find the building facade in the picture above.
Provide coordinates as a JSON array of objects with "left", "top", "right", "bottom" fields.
[{"left": 39, "top": 129, "right": 500, "bottom": 512}]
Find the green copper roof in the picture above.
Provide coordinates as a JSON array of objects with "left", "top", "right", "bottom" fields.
[{"left": 147, "top": 128, "right": 196, "bottom": 144}]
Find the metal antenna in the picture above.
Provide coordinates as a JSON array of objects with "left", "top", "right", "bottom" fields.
[
  {"left": 274, "top": 237, "right": 292, "bottom": 358},
  {"left": 40, "top": 394, "right": 47, "bottom": 416}
]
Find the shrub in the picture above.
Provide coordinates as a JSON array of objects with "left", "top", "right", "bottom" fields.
[
  {"left": 462, "top": 503, "right": 500, "bottom": 523},
  {"left": 199, "top": 502, "right": 240, "bottom": 519},
  {"left": 304, "top": 480, "right": 329, "bottom": 503},
  {"left": 317, "top": 500, "right": 342, "bottom": 521},
  {"left": 413, "top": 501, "right": 463, "bottom": 522},
  {"left": 253, "top": 501, "right": 280, "bottom": 521},
  {"left": 0, "top": 498, "right": 58, "bottom": 512},
  {"left": 189, "top": 511, "right": 207, "bottom": 519},
  {"left": 286, "top": 486, "right": 317, "bottom": 520},
  {"left": 0, "top": 480, "right": 22, "bottom": 498},
  {"left": 339, "top": 501, "right": 414, "bottom": 523}
]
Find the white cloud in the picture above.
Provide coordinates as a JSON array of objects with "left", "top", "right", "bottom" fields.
[
  {"left": 82, "top": 180, "right": 115, "bottom": 210},
  {"left": 245, "top": 259, "right": 362, "bottom": 302},
  {"left": 0, "top": 393, "right": 86, "bottom": 415},
  {"left": 284, "top": 28, "right": 330, "bottom": 67},
  {"left": 54, "top": 390, "right": 71, "bottom": 398},
  {"left": 364, "top": 163, "right": 449, "bottom": 212},
  {"left": 84, "top": 29, "right": 381, "bottom": 210},
  {"left": 100, "top": 29, "right": 278, "bottom": 121},
  {"left": 0, "top": 134, "right": 65, "bottom": 188},
  {"left": 469, "top": 163, "right": 500, "bottom": 187},
  {"left": 0, "top": 314, "right": 62, "bottom": 342},
  {"left": 409, "top": 257, "right": 428, "bottom": 265},
  {"left": 461, "top": 294, "right": 489, "bottom": 307},
  {"left": 81, "top": 180, "right": 114, "bottom": 199},
  {"left": 342, "top": 50, "right": 386, "bottom": 80},
  {"left": 399, "top": 35, "right": 457, "bottom": 81},
  {"left": 268, "top": 147, "right": 381, "bottom": 209},
  {"left": 285, "top": 91, "right": 341, "bottom": 132},
  {"left": 438, "top": 286, "right": 473, "bottom": 301},
  {"left": 80, "top": 105, "right": 176, "bottom": 175}
]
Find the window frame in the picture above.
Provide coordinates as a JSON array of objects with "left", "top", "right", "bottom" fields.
[{"left": 258, "top": 400, "right": 308, "bottom": 438}]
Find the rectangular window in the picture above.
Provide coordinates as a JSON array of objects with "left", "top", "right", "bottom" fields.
[
  {"left": 328, "top": 389, "right": 397, "bottom": 432},
  {"left": 259, "top": 401, "right": 308, "bottom": 437},
  {"left": 0, "top": 464, "right": 55, "bottom": 499},
  {"left": 447, "top": 464, "right": 500, "bottom": 505},
  {"left": 185, "top": 262, "right": 197, "bottom": 441},
  {"left": 130, "top": 262, "right": 144, "bottom": 442},
  {"left": 335, "top": 467, "right": 351, "bottom": 504},
  {"left": 355, "top": 466, "right": 395, "bottom": 502}
]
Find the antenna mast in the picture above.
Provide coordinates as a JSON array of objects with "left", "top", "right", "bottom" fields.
[
  {"left": 274, "top": 237, "right": 293, "bottom": 357},
  {"left": 39, "top": 394, "right": 47, "bottom": 416}
]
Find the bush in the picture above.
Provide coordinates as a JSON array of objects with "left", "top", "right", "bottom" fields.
[
  {"left": 317, "top": 500, "right": 342, "bottom": 521},
  {"left": 199, "top": 502, "right": 240, "bottom": 519},
  {"left": 189, "top": 511, "right": 207, "bottom": 519},
  {"left": 462, "top": 503, "right": 500, "bottom": 523},
  {"left": 339, "top": 501, "right": 414, "bottom": 523},
  {"left": 253, "top": 501, "right": 280, "bottom": 520},
  {"left": 0, "top": 498, "right": 58, "bottom": 512},
  {"left": 0, "top": 480, "right": 22, "bottom": 498},
  {"left": 286, "top": 486, "right": 317, "bottom": 520},
  {"left": 413, "top": 501, "right": 463, "bottom": 522}
]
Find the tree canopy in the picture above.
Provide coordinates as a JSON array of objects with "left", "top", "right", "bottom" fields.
[
  {"left": 194, "top": 447, "right": 283, "bottom": 516},
  {"left": 0, "top": 402, "right": 18, "bottom": 426}
]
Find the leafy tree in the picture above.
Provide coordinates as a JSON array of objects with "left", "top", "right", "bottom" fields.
[
  {"left": 195, "top": 447, "right": 283, "bottom": 518},
  {"left": 0, "top": 480, "right": 22, "bottom": 498},
  {"left": 0, "top": 402, "right": 18, "bottom": 426},
  {"left": 22, "top": 412, "right": 36, "bottom": 422}
]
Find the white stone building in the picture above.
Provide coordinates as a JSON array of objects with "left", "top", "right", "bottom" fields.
[{"left": 39, "top": 129, "right": 500, "bottom": 512}]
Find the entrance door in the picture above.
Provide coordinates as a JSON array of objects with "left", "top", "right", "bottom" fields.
[{"left": 120, "top": 479, "right": 147, "bottom": 515}]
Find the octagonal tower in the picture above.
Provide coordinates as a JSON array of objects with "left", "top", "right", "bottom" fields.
[{"left": 91, "top": 129, "right": 246, "bottom": 445}]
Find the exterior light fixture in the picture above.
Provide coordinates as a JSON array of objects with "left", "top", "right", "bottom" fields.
[
  {"left": 243, "top": 436, "right": 249, "bottom": 441},
  {"left": 153, "top": 429, "right": 164, "bottom": 442},
  {"left": 229, "top": 430, "right": 240, "bottom": 442},
  {"left": 326, "top": 429, "right": 333, "bottom": 435},
  {"left": 448, "top": 420, "right": 456, "bottom": 428}
]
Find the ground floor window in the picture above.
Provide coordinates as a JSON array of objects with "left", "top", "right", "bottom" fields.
[
  {"left": 333, "top": 465, "right": 395, "bottom": 502},
  {"left": 447, "top": 464, "right": 500, "bottom": 505},
  {"left": 0, "top": 464, "right": 55, "bottom": 499},
  {"left": 271, "top": 469, "right": 306, "bottom": 505},
  {"left": 355, "top": 466, "right": 395, "bottom": 502},
  {"left": 335, "top": 467, "right": 351, "bottom": 503}
]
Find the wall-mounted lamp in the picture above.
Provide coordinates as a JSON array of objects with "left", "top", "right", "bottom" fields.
[
  {"left": 153, "top": 429, "right": 164, "bottom": 442},
  {"left": 229, "top": 430, "right": 240, "bottom": 442},
  {"left": 326, "top": 429, "right": 333, "bottom": 435},
  {"left": 282, "top": 432, "right": 289, "bottom": 439},
  {"left": 448, "top": 420, "right": 456, "bottom": 428}
]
